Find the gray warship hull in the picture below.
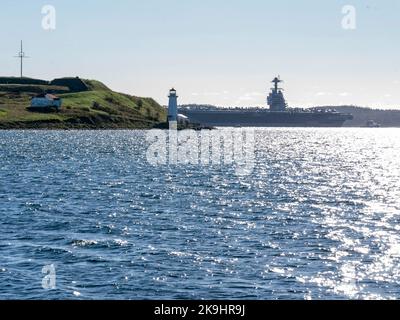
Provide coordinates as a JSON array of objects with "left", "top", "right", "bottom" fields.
[
  {"left": 179, "top": 77, "right": 353, "bottom": 127},
  {"left": 180, "top": 109, "right": 353, "bottom": 127}
]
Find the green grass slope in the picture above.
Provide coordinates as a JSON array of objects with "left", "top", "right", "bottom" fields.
[{"left": 0, "top": 78, "right": 166, "bottom": 129}]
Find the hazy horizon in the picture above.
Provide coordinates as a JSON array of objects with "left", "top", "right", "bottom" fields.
[{"left": 1, "top": 0, "right": 399, "bottom": 109}]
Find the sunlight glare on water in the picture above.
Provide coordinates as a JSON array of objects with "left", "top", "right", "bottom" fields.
[{"left": 0, "top": 128, "right": 400, "bottom": 300}]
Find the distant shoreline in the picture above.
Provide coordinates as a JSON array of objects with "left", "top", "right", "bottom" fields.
[
  {"left": 0, "top": 117, "right": 159, "bottom": 130},
  {"left": 2, "top": 125, "right": 400, "bottom": 131},
  {"left": 2, "top": 77, "right": 400, "bottom": 129}
]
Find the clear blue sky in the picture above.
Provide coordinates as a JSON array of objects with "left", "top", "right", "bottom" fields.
[{"left": 1, "top": 0, "right": 399, "bottom": 108}]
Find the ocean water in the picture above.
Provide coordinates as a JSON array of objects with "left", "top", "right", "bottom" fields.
[{"left": 1, "top": 129, "right": 400, "bottom": 300}]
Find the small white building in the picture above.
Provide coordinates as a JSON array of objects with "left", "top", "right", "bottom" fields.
[{"left": 30, "top": 94, "right": 62, "bottom": 111}]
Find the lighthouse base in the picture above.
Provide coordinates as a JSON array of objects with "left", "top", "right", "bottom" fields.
[{"left": 169, "top": 121, "right": 178, "bottom": 130}]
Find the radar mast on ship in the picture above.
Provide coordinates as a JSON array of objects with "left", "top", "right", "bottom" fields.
[{"left": 267, "top": 76, "right": 288, "bottom": 111}]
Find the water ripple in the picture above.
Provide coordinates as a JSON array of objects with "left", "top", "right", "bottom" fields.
[{"left": 1, "top": 129, "right": 400, "bottom": 299}]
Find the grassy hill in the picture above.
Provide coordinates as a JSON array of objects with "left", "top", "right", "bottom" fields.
[{"left": 0, "top": 77, "right": 166, "bottom": 129}]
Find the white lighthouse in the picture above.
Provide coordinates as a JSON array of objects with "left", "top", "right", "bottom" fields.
[{"left": 168, "top": 88, "right": 178, "bottom": 130}]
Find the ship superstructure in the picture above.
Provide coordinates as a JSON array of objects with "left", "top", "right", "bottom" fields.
[{"left": 267, "top": 77, "right": 287, "bottom": 111}]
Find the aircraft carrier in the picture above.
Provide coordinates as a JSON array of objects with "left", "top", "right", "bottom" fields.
[{"left": 179, "top": 77, "right": 353, "bottom": 127}]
